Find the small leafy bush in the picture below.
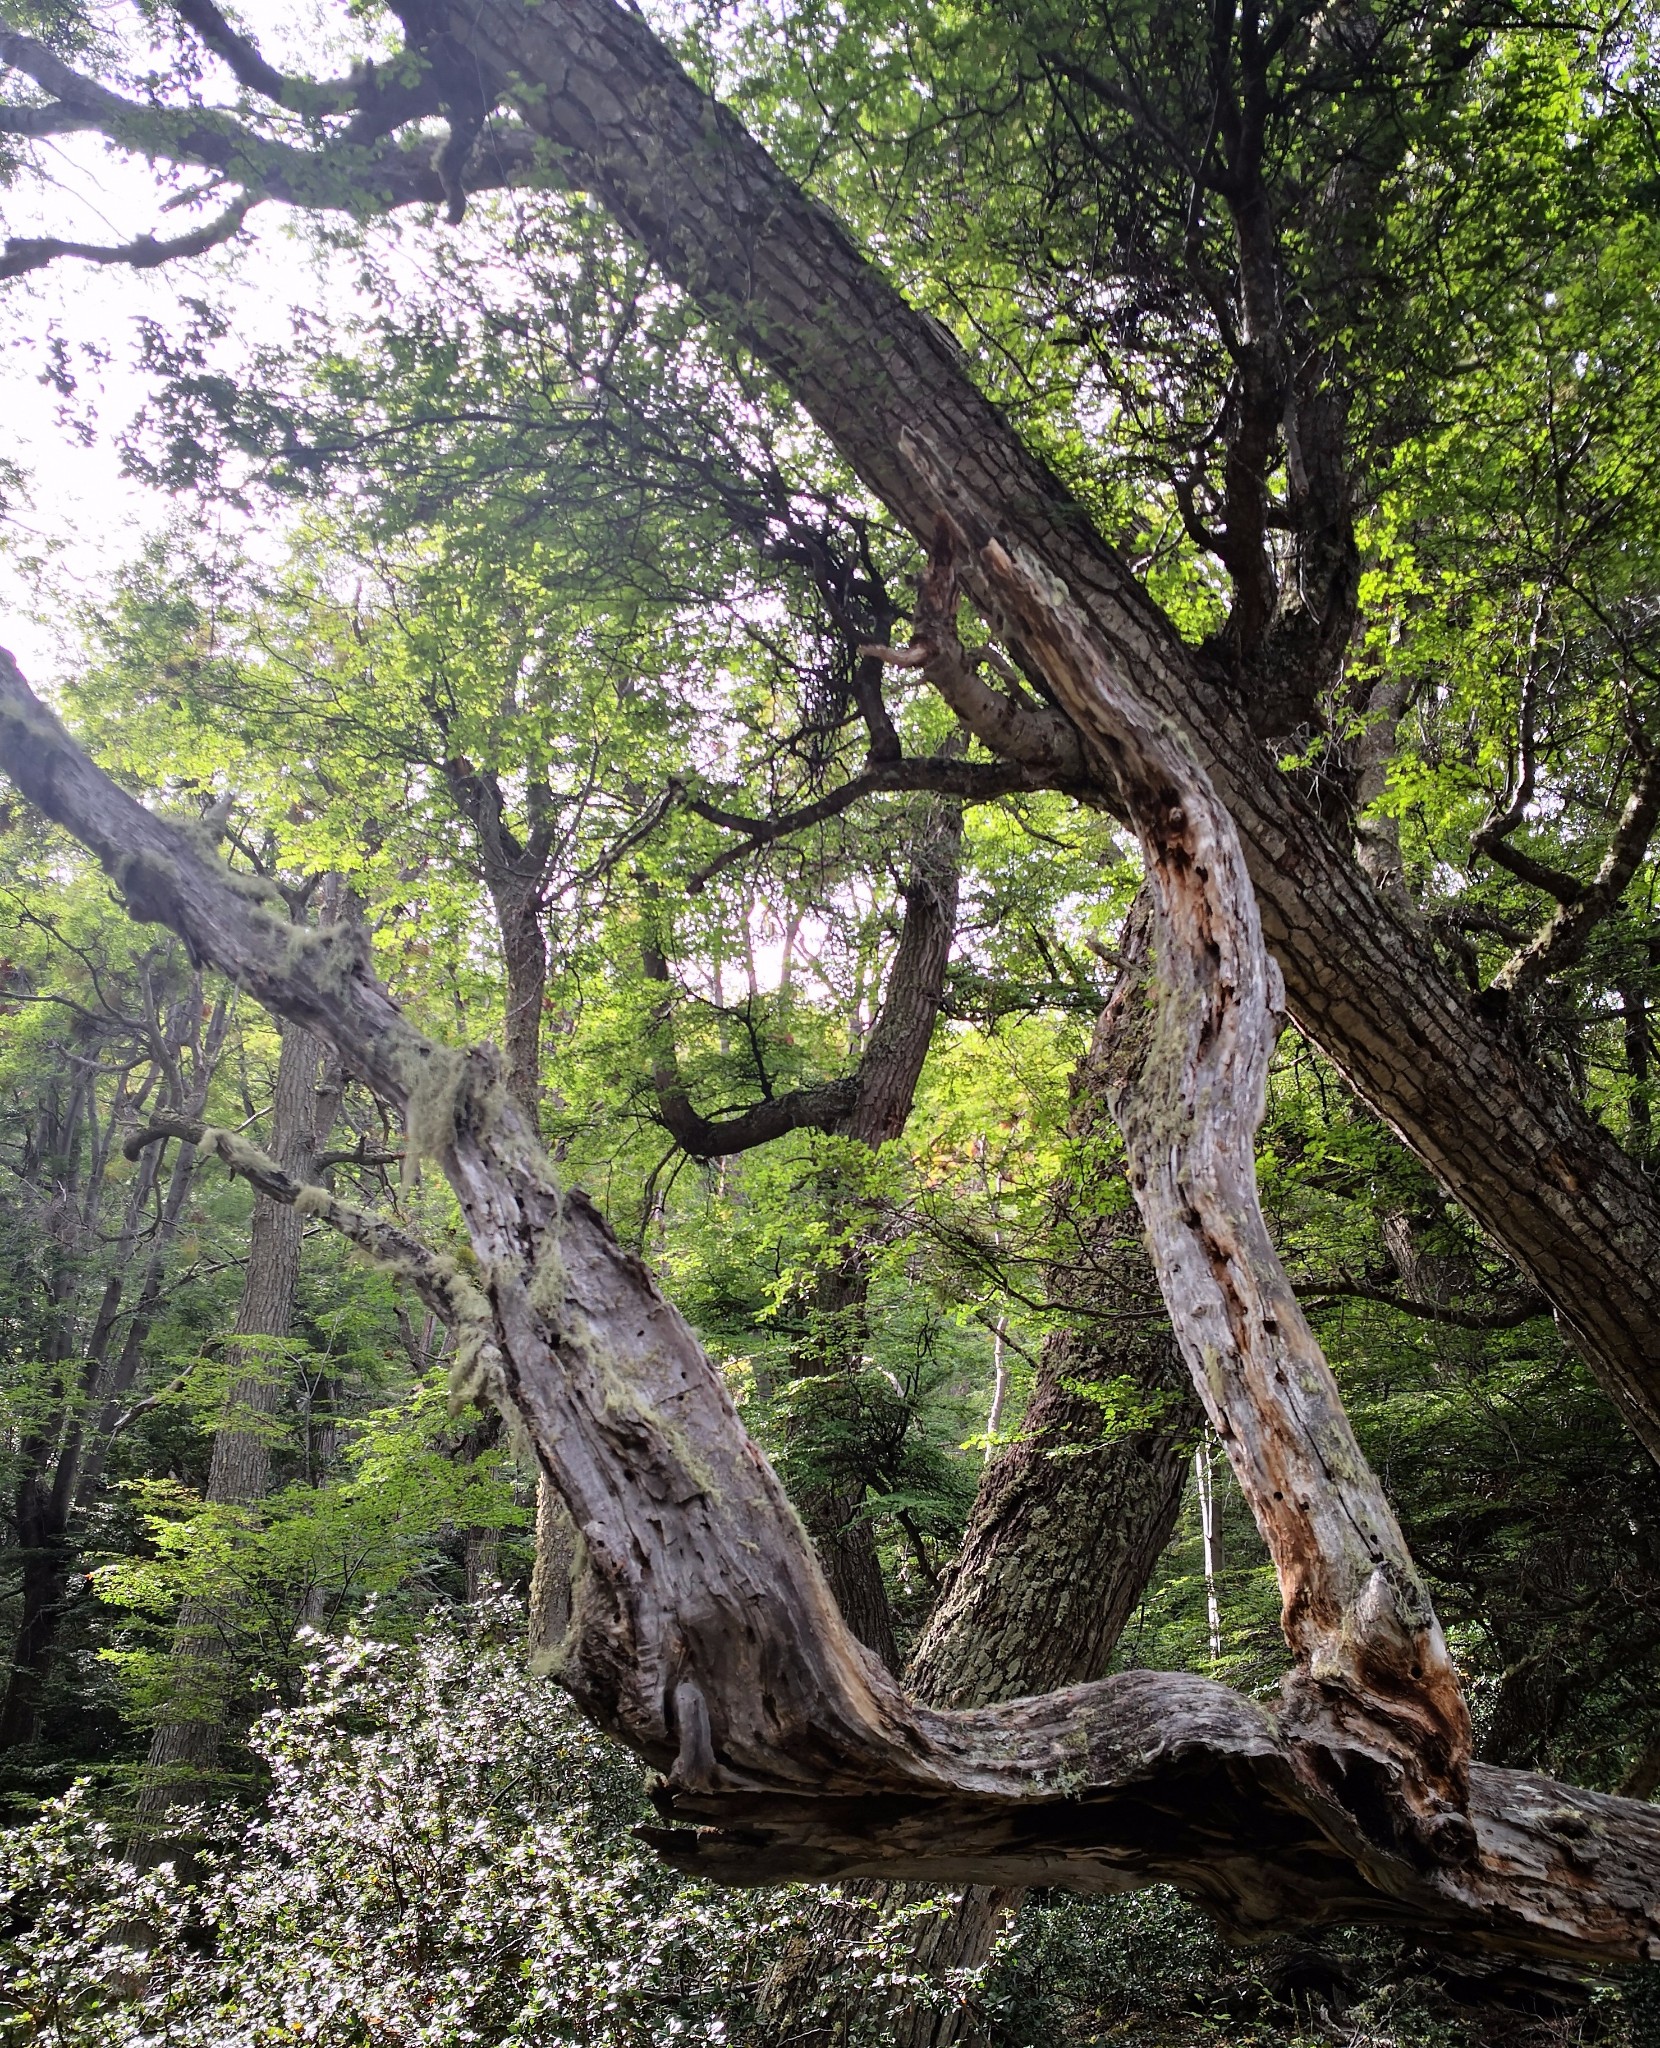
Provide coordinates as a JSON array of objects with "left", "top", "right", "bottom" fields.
[{"left": 0, "top": 1614, "right": 968, "bottom": 2046}]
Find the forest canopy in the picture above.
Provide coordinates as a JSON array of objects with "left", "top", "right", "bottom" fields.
[{"left": 5, "top": 0, "right": 1660, "bottom": 2041}]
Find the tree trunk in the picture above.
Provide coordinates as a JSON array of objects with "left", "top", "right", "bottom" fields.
[
  {"left": 490, "top": 874, "right": 547, "bottom": 1135},
  {"left": 432, "top": 0, "right": 1660, "bottom": 1465},
  {"left": 907, "top": 1016, "right": 1198, "bottom": 1712},
  {"left": 644, "top": 795, "right": 964, "bottom": 1668},
  {"left": 12, "top": 632, "right": 1660, "bottom": 1963},
  {"left": 134, "top": 1018, "right": 328, "bottom": 1824},
  {"left": 0, "top": 985, "right": 222, "bottom": 1750}
]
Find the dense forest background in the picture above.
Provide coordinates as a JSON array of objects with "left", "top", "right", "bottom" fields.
[{"left": 5, "top": 0, "right": 1660, "bottom": 2040}]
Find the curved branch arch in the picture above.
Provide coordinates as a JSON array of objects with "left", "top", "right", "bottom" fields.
[{"left": 3, "top": 634, "right": 1658, "bottom": 1966}]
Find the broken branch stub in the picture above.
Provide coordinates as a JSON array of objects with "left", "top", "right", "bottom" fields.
[
  {"left": 897, "top": 438, "right": 1473, "bottom": 1855},
  {"left": 8, "top": 643, "right": 1660, "bottom": 1965}
]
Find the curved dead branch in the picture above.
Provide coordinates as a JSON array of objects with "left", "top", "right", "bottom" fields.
[
  {"left": 898, "top": 440, "right": 1472, "bottom": 1846},
  {"left": 5, "top": 642, "right": 1660, "bottom": 1965}
]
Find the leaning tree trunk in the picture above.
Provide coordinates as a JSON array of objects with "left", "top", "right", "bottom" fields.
[
  {"left": 760, "top": 979, "right": 1202, "bottom": 2047},
  {"left": 9, "top": 569, "right": 1660, "bottom": 1966},
  {"left": 134, "top": 1018, "right": 329, "bottom": 1825},
  {"left": 410, "top": 0, "right": 1660, "bottom": 1467}
]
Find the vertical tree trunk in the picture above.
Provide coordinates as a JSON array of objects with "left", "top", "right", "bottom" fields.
[
  {"left": 1197, "top": 1437, "right": 1223, "bottom": 1664},
  {"left": 792, "top": 795, "right": 965, "bottom": 1671},
  {"left": 134, "top": 1018, "right": 329, "bottom": 1823},
  {"left": 640, "top": 795, "right": 966, "bottom": 1669}
]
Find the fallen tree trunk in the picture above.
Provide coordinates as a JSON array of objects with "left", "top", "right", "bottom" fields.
[{"left": 4, "top": 638, "right": 1659, "bottom": 1966}]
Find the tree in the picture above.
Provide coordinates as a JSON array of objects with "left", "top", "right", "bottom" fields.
[
  {"left": 0, "top": 861, "right": 229, "bottom": 1760},
  {"left": 8, "top": 492, "right": 1660, "bottom": 1958},
  {"left": 8, "top": 0, "right": 1660, "bottom": 1972},
  {"left": 132, "top": 1007, "right": 337, "bottom": 1825},
  {"left": 6, "top": 0, "right": 1660, "bottom": 1471}
]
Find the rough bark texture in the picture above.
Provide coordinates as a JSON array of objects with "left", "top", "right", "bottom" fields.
[
  {"left": 762, "top": 1012, "right": 1201, "bottom": 2048},
  {"left": 135, "top": 1016, "right": 331, "bottom": 1822},
  {"left": 403, "top": 0, "right": 1660, "bottom": 1467},
  {"left": 8, "top": 644, "right": 1660, "bottom": 1963},
  {"left": 441, "top": 758, "right": 560, "bottom": 1130},
  {"left": 910, "top": 472, "right": 1470, "bottom": 1837},
  {"left": 907, "top": 1027, "right": 1197, "bottom": 1713}
]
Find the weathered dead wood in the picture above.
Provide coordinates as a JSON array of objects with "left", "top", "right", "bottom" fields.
[
  {"left": 894, "top": 445, "right": 1472, "bottom": 1853},
  {"left": 3, "top": 643, "right": 1659, "bottom": 1966}
]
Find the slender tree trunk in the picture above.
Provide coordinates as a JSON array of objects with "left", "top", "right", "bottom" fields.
[
  {"left": 491, "top": 875, "right": 547, "bottom": 1135},
  {"left": 134, "top": 1019, "right": 328, "bottom": 1823},
  {"left": 1, "top": 988, "right": 222, "bottom": 1749},
  {"left": 792, "top": 797, "right": 965, "bottom": 1670}
]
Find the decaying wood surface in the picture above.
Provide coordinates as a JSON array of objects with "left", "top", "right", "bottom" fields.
[
  {"left": 4, "top": 633, "right": 1659, "bottom": 1967},
  {"left": 895, "top": 443, "right": 1472, "bottom": 1853}
]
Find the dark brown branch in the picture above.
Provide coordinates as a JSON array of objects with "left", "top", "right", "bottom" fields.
[
  {"left": 1477, "top": 835, "right": 1585, "bottom": 908},
  {"left": 1297, "top": 1280, "right": 1550, "bottom": 1330},
  {"left": 1493, "top": 753, "right": 1660, "bottom": 998},
  {"left": 168, "top": 0, "right": 298, "bottom": 105},
  {"left": 0, "top": 197, "right": 254, "bottom": 283},
  {"left": 0, "top": 24, "right": 541, "bottom": 264},
  {"left": 682, "top": 754, "right": 1065, "bottom": 895},
  {"left": 312, "top": 1140, "right": 404, "bottom": 1173},
  {"left": 647, "top": 770, "right": 962, "bottom": 1159}
]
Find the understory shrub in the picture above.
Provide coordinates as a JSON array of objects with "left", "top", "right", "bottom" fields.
[{"left": 0, "top": 1614, "right": 971, "bottom": 2046}]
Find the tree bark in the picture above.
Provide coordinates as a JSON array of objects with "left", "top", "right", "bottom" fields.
[
  {"left": 410, "top": 0, "right": 1660, "bottom": 1466},
  {"left": 644, "top": 793, "right": 965, "bottom": 1668},
  {"left": 907, "top": 1030, "right": 1198, "bottom": 1713},
  {"left": 134, "top": 1016, "right": 330, "bottom": 1823},
  {"left": 9, "top": 644, "right": 1660, "bottom": 1963}
]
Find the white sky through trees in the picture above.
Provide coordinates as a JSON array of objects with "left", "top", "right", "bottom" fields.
[{"left": 0, "top": 2, "right": 388, "bottom": 683}]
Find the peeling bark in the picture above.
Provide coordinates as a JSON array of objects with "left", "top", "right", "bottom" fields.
[
  {"left": 5, "top": 647, "right": 1660, "bottom": 1963},
  {"left": 902, "top": 458, "right": 1470, "bottom": 1846}
]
